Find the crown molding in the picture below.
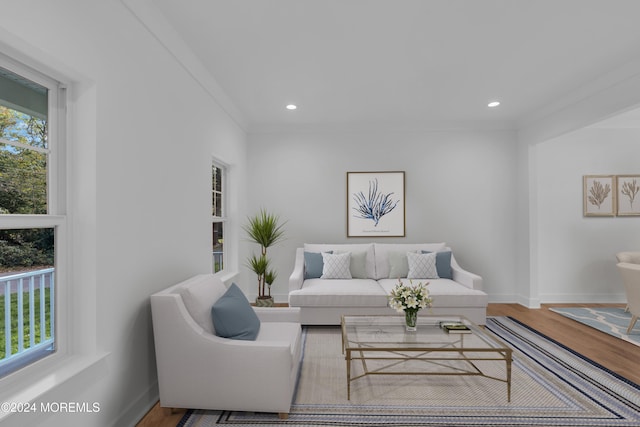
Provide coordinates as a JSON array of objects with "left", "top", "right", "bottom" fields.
[
  {"left": 247, "top": 119, "right": 518, "bottom": 135},
  {"left": 518, "top": 56, "right": 640, "bottom": 145},
  {"left": 121, "top": 0, "right": 249, "bottom": 132}
]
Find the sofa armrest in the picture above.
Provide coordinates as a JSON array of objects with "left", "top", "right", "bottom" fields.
[
  {"left": 254, "top": 307, "right": 301, "bottom": 323},
  {"left": 288, "top": 248, "right": 305, "bottom": 293},
  {"left": 452, "top": 266, "right": 483, "bottom": 290},
  {"left": 450, "top": 254, "right": 483, "bottom": 291},
  {"left": 151, "top": 294, "right": 295, "bottom": 400}
]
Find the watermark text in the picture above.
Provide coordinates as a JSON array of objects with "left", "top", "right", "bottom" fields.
[{"left": 1, "top": 401, "right": 100, "bottom": 413}]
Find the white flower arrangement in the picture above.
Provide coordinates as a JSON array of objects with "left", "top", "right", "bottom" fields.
[{"left": 388, "top": 279, "right": 433, "bottom": 313}]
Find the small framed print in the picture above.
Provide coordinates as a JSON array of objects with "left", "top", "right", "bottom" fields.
[
  {"left": 347, "top": 171, "right": 405, "bottom": 237},
  {"left": 583, "top": 175, "right": 616, "bottom": 216},
  {"left": 616, "top": 175, "right": 640, "bottom": 216}
]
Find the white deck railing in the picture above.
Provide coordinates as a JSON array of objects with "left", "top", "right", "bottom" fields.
[
  {"left": 0, "top": 268, "right": 55, "bottom": 373},
  {"left": 213, "top": 251, "right": 223, "bottom": 272}
]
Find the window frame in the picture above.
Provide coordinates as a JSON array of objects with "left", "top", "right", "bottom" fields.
[
  {"left": 212, "top": 158, "right": 227, "bottom": 274},
  {"left": 0, "top": 52, "right": 97, "bottom": 412},
  {"left": 0, "top": 56, "right": 66, "bottom": 361}
]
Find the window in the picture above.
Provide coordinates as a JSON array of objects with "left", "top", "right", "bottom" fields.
[
  {"left": 0, "top": 57, "right": 64, "bottom": 377},
  {"left": 212, "top": 161, "right": 225, "bottom": 273},
  {"left": 0, "top": 67, "right": 48, "bottom": 215}
]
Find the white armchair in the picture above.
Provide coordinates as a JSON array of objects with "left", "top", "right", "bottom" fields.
[
  {"left": 150, "top": 274, "right": 302, "bottom": 418},
  {"left": 616, "top": 263, "right": 640, "bottom": 334},
  {"left": 616, "top": 252, "right": 640, "bottom": 312},
  {"left": 615, "top": 252, "right": 640, "bottom": 264}
]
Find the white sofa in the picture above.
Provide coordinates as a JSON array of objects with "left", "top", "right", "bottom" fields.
[
  {"left": 288, "top": 243, "right": 488, "bottom": 325},
  {"left": 150, "top": 274, "right": 302, "bottom": 417}
]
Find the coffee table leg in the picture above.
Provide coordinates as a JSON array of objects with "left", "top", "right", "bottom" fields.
[
  {"left": 346, "top": 349, "right": 351, "bottom": 400},
  {"left": 506, "top": 352, "right": 512, "bottom": 402}
]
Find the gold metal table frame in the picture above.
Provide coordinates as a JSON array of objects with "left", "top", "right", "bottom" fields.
[{"left": 341, "top": 315, "right": 512, "bottom": 401}]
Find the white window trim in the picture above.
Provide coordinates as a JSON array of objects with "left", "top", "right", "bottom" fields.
[
  {"left": 0, "top": 51, "right": 106, "bottom": 423},
  {"left": 211, "top": 155, "right": 241, "bottom": 283},
  {"left": 212, "top": 158, "right": 227, "bottom": 276}
]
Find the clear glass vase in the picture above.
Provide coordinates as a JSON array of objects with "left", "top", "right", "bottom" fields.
[{"left": 404, "top": 309, "right": 418, "bottom": 331}]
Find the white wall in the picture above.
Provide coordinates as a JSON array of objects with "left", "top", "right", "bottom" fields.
[
  {"left": 533, "top": 127, "right": 640, "bottom": 302},
  {"left": 0, "top": 1, "right": 636, "bottom": 425},
  {"left": 246, "top": 129, "right": 518, "bottom": 303},
  {"left": 514, "top": 140, "right": 535, "bottom": 306},
  {"left": 0, "top": 1, "right": 246, "bottom": 426},
  {"left": 246, "top": 124, "right": 638, "bottom": 308}
]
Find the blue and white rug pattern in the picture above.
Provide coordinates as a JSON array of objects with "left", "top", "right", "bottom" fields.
[
  {"left": 178, "top": 317, "right": 640, "bottom": 426},
  {"left": 549, "top": 307, "right": 640, "bottom": 346}
]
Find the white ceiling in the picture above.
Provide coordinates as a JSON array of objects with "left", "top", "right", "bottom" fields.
[{"left": 149, "top": 0, "right": 640, "bottom": 131}]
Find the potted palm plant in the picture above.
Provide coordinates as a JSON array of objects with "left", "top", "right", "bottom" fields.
[{"left": 244, "top": 209, "right": 285, "bottom": 307}]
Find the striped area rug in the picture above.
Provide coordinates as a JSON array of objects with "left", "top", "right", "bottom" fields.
[
  {"left": 549, "top": 307, "right": 640, "bottom": 347},
  {"left": 178, "top": 317, "right": 640, "bottom": 426}
]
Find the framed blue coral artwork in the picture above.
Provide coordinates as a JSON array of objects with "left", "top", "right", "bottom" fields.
[{"left": 347, "top": 171, "right": 405, "bottom": 237}]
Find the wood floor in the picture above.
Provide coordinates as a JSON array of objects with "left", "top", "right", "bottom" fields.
[{"left": 136, "top": 303, "right": 639, "bottom": 427}]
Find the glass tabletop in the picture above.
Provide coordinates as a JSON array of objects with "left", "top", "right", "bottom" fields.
[{"left": 341, "top": 314, "right": 510, "bottom": 352}]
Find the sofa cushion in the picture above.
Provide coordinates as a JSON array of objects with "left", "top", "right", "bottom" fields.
[
  {"left": 407, "top": 252, "right": 439, "bottom": 279},
  {"left": 373, "top": 243, "right": 446, "bottom": 279},
  {"left": 211, "top": 283, "right": 260, "bottom": 340},
  {"left": 422, "top": 250, "right": 453, "bottom": 279},
  {"left": 289, "top": 279, "right": 388, "bottom": 307},
  {"left": 388, "top": 251, "right": 410, "bottom": 278},
  {"left": 304, "top": 250, "right": 332, "bottom": 279},
  {"left": 180, "top": 274, "right": 228, "bottom": 334},
  {"left": 321, "top": 252, "right": 352, "bottom": 279},
  {"left": 347, "top": 251, "right": 368, "bottom": 279},
  {"left": 378, "top": 278, "right": 488, "bottom": 308},
  {"left": 305, "top": 243, "right": 376, "bottom": 278}
]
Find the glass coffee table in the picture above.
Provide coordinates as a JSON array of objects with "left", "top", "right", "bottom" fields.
[{"left": 341, "top": 315, "right": 512, "bottom": 401}]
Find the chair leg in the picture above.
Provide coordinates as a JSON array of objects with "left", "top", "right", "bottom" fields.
[
  {"left": 627, "top": 315, "right": 638, "bottom": 335},
  {"left": 625, "top": 304, "right": 630, "bottom": 312},
  {"left": 278, "top": 413, "right": 289, "bottom": 420}
]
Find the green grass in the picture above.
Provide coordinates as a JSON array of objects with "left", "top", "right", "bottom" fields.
[{"left": 0, "top": 288, "right": 52, "bottom": 359}]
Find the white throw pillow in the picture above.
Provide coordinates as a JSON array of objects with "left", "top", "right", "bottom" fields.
[
  {"left": 407, "top": 252, "right": 439, "bottom": 279},
  {"left": 321, "top": 252, "right": 352, "bottom": 279},
  {"left": 336, "top": 250, "right": 367, "bottom": 278},
  {"left": 305, "top": 243, "right": 376, "bottom": 278},
  {"left": 180, "top": 275, "right": 228, "bottom": 334}
]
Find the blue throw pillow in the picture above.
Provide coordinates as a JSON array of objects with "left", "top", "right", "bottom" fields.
[
  {"left": 211, "top": 283, "right": 260, "bottom": 340},
  {"left": 422, "top": 250, "right": 452, "bottom": 279},
  {"left": 304, "top": 251, "right": 332, "bottom": 279}
]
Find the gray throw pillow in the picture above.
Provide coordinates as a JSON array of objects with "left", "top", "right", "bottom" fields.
[
  {"left": 388, "top": 251, "right": 410, "bottom": 278},
  {"left": 211, "top": 283, "right": 260, "bottom": 340},
  {"left": 349, "top": 251, "right": 368, "bottom": 279}
]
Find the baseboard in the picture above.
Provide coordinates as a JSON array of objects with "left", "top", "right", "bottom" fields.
[
  {"left": 487, "top": 293, "right": 520, "bottom": 303},
  {"left": 538, "top": 294, "right": 626, "bottom": 304},
  {"left": 517, "top": 295, "right": 541, "bottom": 308},
  {"left": 109, "top": 382, "right": 158, "bottom": 427}
]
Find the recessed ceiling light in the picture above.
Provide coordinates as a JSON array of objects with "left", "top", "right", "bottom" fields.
[
  {"left": 286, "top": 104, "right": 297, "bottom": 110},
  {"left": 487, "top": 101, "right": 501, "bottom": 108}
]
